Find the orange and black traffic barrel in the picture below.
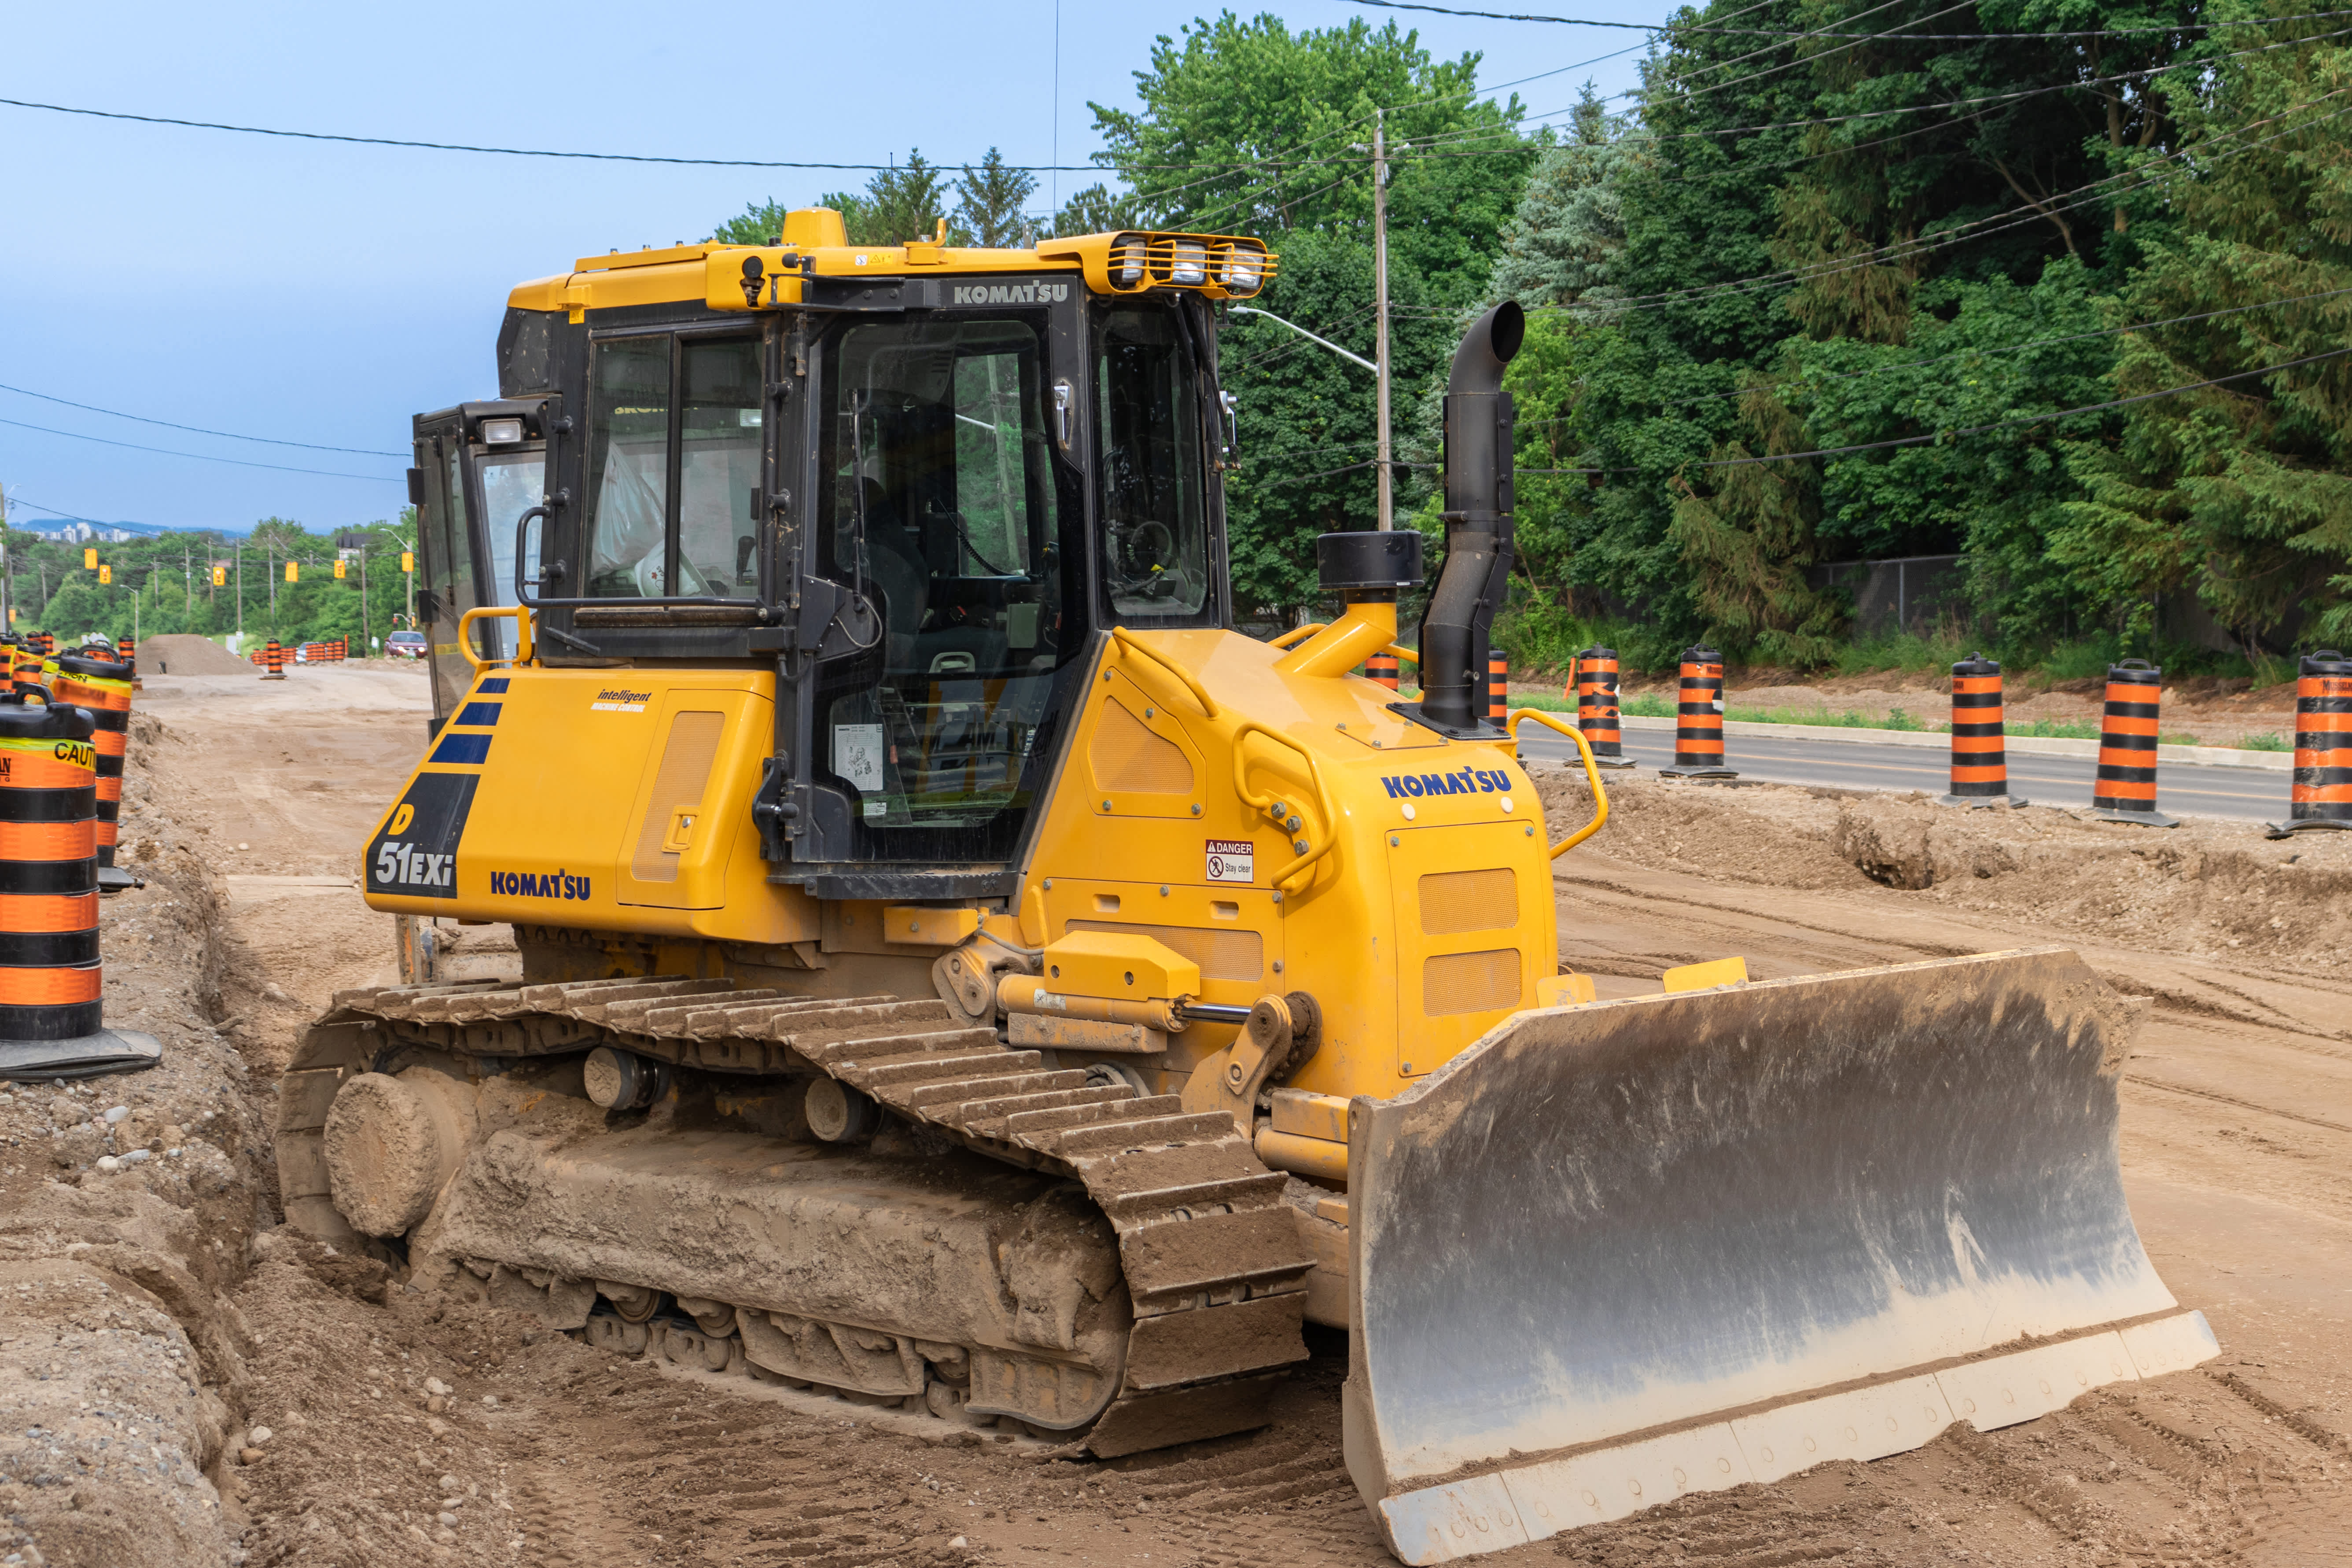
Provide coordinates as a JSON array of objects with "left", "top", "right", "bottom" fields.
[
  {"left": 0, "top": 700, "right": 100, "bottom": 1042},
  {"left": 1660, "top": 644, "right": 1737, "bottom": 779},
  {"left": 1573, "top": 646, "right": 1636, "bottom": 770},
  {"left": 262, "top": 639, "right": 287, "bottom": 680},
  {"left": 117, "top": 636, "right": 135, "bottom": 674},
  {"left": 47, "top": 655, "right": 135, "bottom": 890},
  {"left": 2086, "top": 658, "right": 2177, "bottom": 827},
  {"left": 2267, "top": 649, "right": 2352, "bottom": 839},
  {"left": 1487, "top": 652, "right": 1508, "bottom": 725},
  {"left": 1938, "top": 652, "right": 2025, "bottom": 809},
  {"left": 1365, "top": 652, "right": 1400, "bottom": 691}
]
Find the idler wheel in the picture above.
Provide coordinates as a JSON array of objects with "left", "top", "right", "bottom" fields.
[
  {"left": 804, "top": 1078, "right": 875, "bottom": 1143},
  {"left": 584, "top": 1046, "right": 665, "bottom": 1110},
  {"left": 322, "top": 1069, "right": 476, "bottom": 1238},
  {"left": 598, "top": 1280, "right": 662, "bottom": 1323}
]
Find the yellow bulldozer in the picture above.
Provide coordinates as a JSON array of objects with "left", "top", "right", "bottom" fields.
[{"left": 281, "top": 212, "right": 2214, "bottom": 1563}]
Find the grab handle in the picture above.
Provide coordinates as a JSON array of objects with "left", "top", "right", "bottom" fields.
[{"left": 1506, "top": 707, "right": 1610, "bottom": 857}]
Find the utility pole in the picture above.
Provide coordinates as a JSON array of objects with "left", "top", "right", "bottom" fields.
[
  {"left": 0, "top": 481, "right": 10, "bottom": 633},
  {"left": 1373, "top": 108, "right": 1393, "bottom": 533},
  {"left": 235, "top": 541, "right": 243, "bottom": 641},
  {"left": 359, "top": 547, "right": 371, "bottom": 651}
]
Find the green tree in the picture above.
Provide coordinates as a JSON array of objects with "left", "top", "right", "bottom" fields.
[
  {"left": 822, "top": 151, "right": 957, "bottom": 246},
  {"left": 710, "top": 199, "right": 792, "bottom": 246},
  {"left": 956, "top": 149, "right": 1040, "bottom": 247},
  {"left": 2056, "top": 4, "right": 2352, "bottom": 648},
  {"left": 1050, "top": 183, "right": 1137, "bottom": 237}
]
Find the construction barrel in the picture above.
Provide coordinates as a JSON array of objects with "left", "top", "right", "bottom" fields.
[
  {"left": 262, "top": 640, "right": 287, "bottom": 681},
  {"left": 2087, "top": 659, "right": 2176, "bottom": 827},
  {"left": 0, "top": 699, "right": 100, "bottom": 1041},
  {"left": 2267, "top": 649, "right": 2352, "bottom": 839},
  {"left": 1939, "top": 653, "right": 2025, "bottom": 809},
  {"left": 1365, "top": 652, "right": 1400, "bottom": 691},
  {"left": 47, "top": 655, "right": 136, "bottom": 889},
  {"left": 1487, "top": 652, "right": 1508, "bottom": 725},
  {"left": 1573, "top": 646, "right": 1636, "bottom": 770},
  {"left": 1660, "top": 644, "right": 1737, "bottom": 780}
]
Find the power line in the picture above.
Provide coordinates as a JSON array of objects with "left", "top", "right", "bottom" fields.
[
  {"left": 1341, "top": 0, "right": 2352, "bottom": 39},
  {"left": 1261, "top": 341, "right": 2352, "bottom": 479},
  {"left": 0, "top": 94, "right": 1477, "bottom": 179},
  {"left": 0, "top": 382, "right": 405, "bottom": 456},
  {"left": 1679, "top": 342, "right": 2352, "bottom": 471},
  {"left": 0, "top": 416, "right": 403, "bottom": 481},
  {"left": 1543, "top": 88, "right": 2352, "bottom": 320},
  {"left": 1519, "top": 282, "right": 2352, "bottom": 427}
]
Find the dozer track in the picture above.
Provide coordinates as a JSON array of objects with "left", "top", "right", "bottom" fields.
[{"left": 278, "top": 974, "right": 1314, "bottom": 1455}]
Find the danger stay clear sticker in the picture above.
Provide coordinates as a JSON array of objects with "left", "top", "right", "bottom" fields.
[{"left": 1205, "top": 839, "right": 1254, "bottom": 883}]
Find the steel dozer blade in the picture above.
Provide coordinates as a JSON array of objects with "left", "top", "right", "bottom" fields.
[{"left": 1343, "top": 946, "right": 2217, "bottom": 1564}]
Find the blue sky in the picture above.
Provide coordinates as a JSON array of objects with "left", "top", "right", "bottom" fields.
[{"left": 0, "top": 1, "right": 1660, "bottom": 536}]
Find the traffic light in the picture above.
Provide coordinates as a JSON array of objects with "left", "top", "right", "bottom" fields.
[
  {"left": 82, "top": 548, "right": 96, "bottom": 570},
  {"left": 285, "top": 561, "right": 298, "bottom": 584},
  {"left": 212, "top": 567, "right": 226, "bottom": 587},
  {"left": 98, "top": 565, "right": 111, "bottom": 585},
  {"left": 334, "top": 559, "right": 347, "bottom": 580},
  {"left": 401, "top": 551, "right": 414, "bottom": 574}
]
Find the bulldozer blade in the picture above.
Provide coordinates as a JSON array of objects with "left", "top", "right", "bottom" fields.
[{"left": 1343, "top": 946, "right": 2216, "bottom": 1564}]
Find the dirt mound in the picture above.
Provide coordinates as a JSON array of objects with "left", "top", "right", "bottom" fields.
[
  {"left": 1532, "top": 766, "right": 2352, "bottom": 973},
  {"left": 0, "top": 719, "right": 260, "bottom": 1568},
  {"left": 140, "top": 636, "right": 251, "bottom": 676}
]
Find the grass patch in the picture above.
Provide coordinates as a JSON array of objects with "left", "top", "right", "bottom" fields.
[
  {"left": 2009, "top": 718, "right": 2102, "bottom": 741},
  {"left": 1833, "top": 629, "right": 1979, "bottom": 677},
  {"left": 2236, "top": 732, "right": 2290, "bottom": 751}
]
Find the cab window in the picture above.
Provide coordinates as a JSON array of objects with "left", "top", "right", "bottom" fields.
[
  {"left": 1095, "top": 302, "right": 1210, "bottom": 621},
  {"left": 582, "top": 334, "right": 761, "bottom": 598}
]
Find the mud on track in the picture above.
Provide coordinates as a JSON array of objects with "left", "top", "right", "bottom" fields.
[{"left": 7, "top": 667, "right": 2349, "bottom": 1568}]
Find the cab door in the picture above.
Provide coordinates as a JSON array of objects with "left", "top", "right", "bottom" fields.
[
  {"left": 459, "top": 412, "right": 548, "bottom": 659},
  {"left": 411, "top": 414, "right": 477, "bottom": 729}
]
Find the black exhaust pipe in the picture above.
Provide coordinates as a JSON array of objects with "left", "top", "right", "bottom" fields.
[{"left": 1415, "top": 302, "right": 1524, "bottom": 732}]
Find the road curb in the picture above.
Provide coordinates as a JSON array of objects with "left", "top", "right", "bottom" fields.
[{"left": 1593, "top": 714, "right": 2293, "bottom": 771}]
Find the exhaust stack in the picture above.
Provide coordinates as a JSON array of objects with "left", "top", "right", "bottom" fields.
[{"left": 1414, "top": 302, "right": 1524, "bottom": 732}]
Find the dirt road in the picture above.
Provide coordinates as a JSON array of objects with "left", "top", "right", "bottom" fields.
[{"left": 6, "top": 666, "right": 2349, "bottom": 1568}]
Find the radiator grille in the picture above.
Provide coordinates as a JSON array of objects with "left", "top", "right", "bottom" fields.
[
  {"left": 1419, "top": 868, "right": 1516, "bottom": 935},
  {"left": 1423, "top": 949, "right": 1521, "bottom": 1016}
]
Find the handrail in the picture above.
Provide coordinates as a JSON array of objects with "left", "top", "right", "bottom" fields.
[
  {"left": 1231, "top": 721, "right": 1338, "bottom": 892},
  {"left": 1267, "top": 622, "right": 1327, "bottom": 650},
  {"left": 1382, "top": 643, "right": 1419, "bottom": 664},
  {"left": 1110, "top": 627, "right": 1218, "bottom": 719},
  {"left": 457, "top": 606, "right": 533, "bottom": 672},
  {"left": 1507, "top": 707, "right": 1609, "bottom": 857}
]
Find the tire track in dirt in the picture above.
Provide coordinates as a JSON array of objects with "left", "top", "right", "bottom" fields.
[{"left": 139, "top": 669, "right": 2352, "bottom": 1567}]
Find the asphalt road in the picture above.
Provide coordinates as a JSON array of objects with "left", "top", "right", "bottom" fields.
[{"left": 1513, "top": 721, "right": 2292, "bottom": 823}]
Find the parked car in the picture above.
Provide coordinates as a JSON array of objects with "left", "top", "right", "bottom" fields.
[{"left": 386, "top": 630, "right": 428, "bottom": 660}]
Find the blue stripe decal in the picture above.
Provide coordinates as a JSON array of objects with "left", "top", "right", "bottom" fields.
[
  {"left": 476, "top": 677, "right": 511, "bottom": 694},
  {"left": 454, "top": 701, "right": 502, "bottom": 727},
  {"left": 430, "top": 732, "right": 493, "bottom": 766}
]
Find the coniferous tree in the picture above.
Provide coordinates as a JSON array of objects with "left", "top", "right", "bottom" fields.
[
  {"left": 2057, "top": 4, "right": 2352, "bottom": 650},
  {"left": 955, "top": 149, "right": 1040, "bottom": 248}
]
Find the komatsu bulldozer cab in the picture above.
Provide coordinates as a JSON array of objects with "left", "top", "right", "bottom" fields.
[{"left": 416, "top": 221, "right": 1262, "bottom": 898}]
